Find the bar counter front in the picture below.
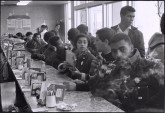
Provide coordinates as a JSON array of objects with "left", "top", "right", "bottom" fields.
[{"left": 15, "top": 52, "right": 125, "bottom": 112}]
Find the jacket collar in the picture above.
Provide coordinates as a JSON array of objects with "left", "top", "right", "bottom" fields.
[
  {"left": 129, "top": 48, "right": 141, "bottom": 64},
  {"left": 112, "top": 25, "right": 137, "bottom": 31},
  {"left": 117, "top": 25, "right": 131, "bottom": 30}
]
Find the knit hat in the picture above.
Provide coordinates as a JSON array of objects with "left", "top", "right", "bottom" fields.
[{"left": 148, "top": 32, "right": 164, "bottom": 49}]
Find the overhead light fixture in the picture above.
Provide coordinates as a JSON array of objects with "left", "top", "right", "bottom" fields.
[
  {"left": 1, "top": 1, "right": 5, "bottom": 5},
  {"left": 17, "top": 1, "right": 31, "bottom": 6}
]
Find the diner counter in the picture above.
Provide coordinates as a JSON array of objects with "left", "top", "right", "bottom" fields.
[{"left": 15, "top": 53, "right": 124, "bottom": 112}]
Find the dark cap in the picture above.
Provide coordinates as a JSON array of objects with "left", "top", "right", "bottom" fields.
[{"left": 149, "top": 32, "right": 164, "bottom": 48}]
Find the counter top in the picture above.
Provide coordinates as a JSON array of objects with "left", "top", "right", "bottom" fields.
[{"left": 16, "top": 54, "right": 125, "bottom": 112}]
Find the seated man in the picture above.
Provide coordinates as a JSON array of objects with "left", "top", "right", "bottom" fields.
[
  {"left": 25, "top": 33, "right": 46, "bottom": 53},
  {"left": 93, "top": 28, "right": 116, "bottom": 62},
  {"left": 24, "top": 32, "right": 33, "bottom": 43},
  {"left": 31, "top": 35, "right": 66, "bottom": 69},
  {"left": 30, "top": 31, "right": 56, "bottom": 61},
  {"left": 146, "top": 32, "right": 164, "bottom": 64},
  {"left": 146, "top": 13, "right": 164, "bottom": 65},
  {"left": 15, "top": 32, "right": 24, "bottom": 40},
  {"left": 8, "top": 33, "right": 25, "bottom": 44},
  {"left": 88, "top": 33, "right": 164, "bottom": 112},
  {"left": 45, "top": 36, "right": 66, "bottom": 68},
  {"left": 67, "top": 28, "right": 80, "bottom": 52}
]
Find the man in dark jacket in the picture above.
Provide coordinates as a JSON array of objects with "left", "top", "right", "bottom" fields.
[
  {"left": 146, "top": 33, "right": 164, "bottom": 64},
  {"left": 88, "top": 33, "right": 164, "bottom": 112},
  {"left": 25, "top": 33, "right": 46, "bottom": 53},
  {"left": 111, "top": 6, "right": 145, "bottom": 58},
  {"left": 94, "top": 28, "right": 116, "bottom": 62}
]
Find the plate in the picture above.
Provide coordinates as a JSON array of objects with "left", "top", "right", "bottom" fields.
[{"left": 56, "top": 103, "right": 77, "bottom": 111}]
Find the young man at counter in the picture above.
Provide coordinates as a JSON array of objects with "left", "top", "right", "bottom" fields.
[
  {"left": 146, "top": 33, "right": 164, "bottom": 64},
  {"left": 31, "top": 33, "right": 66, "bottom": 69},
  {"left": 67, "top": 28, "right": 80, "bottom": 52},
  {"left": 88, "top": 33, "right": 164, "bottom": 112},
  {"left": 146, "top": 13, "right": 164, "bottom": 64},
  {"left": 25, "top": 33, "right": 46, "bottom": 53},
  {"left": 24, "top": 32, "right": 33, "bottom": 43},
  {"left": 93, "top": 28, "right": 116, "bottom": 62}
]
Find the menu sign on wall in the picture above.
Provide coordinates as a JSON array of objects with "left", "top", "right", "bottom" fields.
[
  {"left": 7, "top": 19, "right": 16, "bottom": 28},
  {"left": 7, "top": 14, "right": 31, "bottom": 30},
  {"left": 15, "top": 19, "right": 23, "bottom": 29},
  {"left": 23, "top": 19, "right": 31, "bottom": 28}
]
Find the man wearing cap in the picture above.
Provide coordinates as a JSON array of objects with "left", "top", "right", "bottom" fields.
[{"left": 146, "top": 33, "right": 164, "bottom": 64}]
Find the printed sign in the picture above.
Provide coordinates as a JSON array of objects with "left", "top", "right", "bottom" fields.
[{"left": 31, "top": 80, "right": 42, "bottom": 96}]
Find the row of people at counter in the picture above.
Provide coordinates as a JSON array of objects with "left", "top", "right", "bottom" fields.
[{"left": 4, "top": 6, "right": 164, "bottom": 112}]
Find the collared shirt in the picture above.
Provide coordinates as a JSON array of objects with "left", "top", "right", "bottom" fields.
[
  {"left": 117, "top": 25, "right": 131, "bottom": 35},
  {"left": 40, "top": 29, "right": 48, "bottom": 43}
]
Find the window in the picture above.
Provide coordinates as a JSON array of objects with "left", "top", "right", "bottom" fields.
[
  {"left": 72, "top": 1, "right": 163, "bottom": 53},
  {"left": 122, "top": 1, "right": 127, "bottom": 7},
  {"left": 68, "top": 2, "right": 71, "bottom": 30},
  {"left": 74, "top": 1, "right": 87, "bottom": 6},
  {"left": 112, "top": 2, "right": 123, "bottom": 26},
  {"left": 107, "top": 4, "right": 112, "bottom": 28},
  {"left": 65, "top": 1, "right": 71, "bottom": 43},
  {"left": 134, "top": 1, "right": 163, "bottom": 49},
  {"left": 75, "top": 9, "right": 87, "bottom": 27},
  {"left": 107, "top": 1, "right": 124, "bottom": 28},
  {"left": 89, "top": 5, "right": 102, "bottom": 36}
]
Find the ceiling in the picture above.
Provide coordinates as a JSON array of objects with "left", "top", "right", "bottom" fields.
[
  {"left": 1, "top": 1, "right": 19, "bottom": 5},
  {"left": 1, "top": 1, "right": 69, "bottom": 6}
]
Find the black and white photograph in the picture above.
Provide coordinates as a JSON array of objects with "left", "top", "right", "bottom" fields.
[{"left": 0, "top": 0, "right": 164, "bottom": 112}]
